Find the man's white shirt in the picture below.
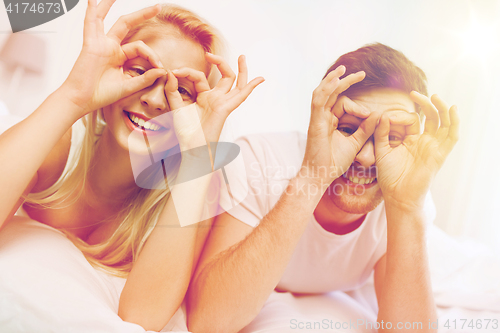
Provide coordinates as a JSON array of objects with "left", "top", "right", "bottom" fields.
[{"left": 222, "top": 131, "right": 436, "bottom": 293}]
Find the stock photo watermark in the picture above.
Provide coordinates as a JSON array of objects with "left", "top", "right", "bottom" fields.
[
  {"left": 127, "top": 103, "right": 248, "bottom": 227},
  {"left": 248, "top": 161, "right": 377, "bottom": 199},
  {"left": 290, "top": 318, "right": 437, "bottom": 331},
  {"left": 3, "top": 0, "right": 79, "bottom": 32},
  {"left": 289, "top": 318, "right": 499, "bottom": 331}
]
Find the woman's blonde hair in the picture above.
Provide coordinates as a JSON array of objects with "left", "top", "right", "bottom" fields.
[{"left": 24, "top": 4, "right": 222, "bottom": 278}]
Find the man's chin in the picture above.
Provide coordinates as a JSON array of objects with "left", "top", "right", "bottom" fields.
[{"left": 325, "top": 176, "right": 384, "bottom": 215}]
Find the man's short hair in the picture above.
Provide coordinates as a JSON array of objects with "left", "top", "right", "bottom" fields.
[{"left": 324, "top": 43, "right": 428, "bottom": 99}]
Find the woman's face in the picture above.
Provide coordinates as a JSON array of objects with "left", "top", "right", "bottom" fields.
[{"left": 102, "top": 25, "right": 209, "bottom": 156}]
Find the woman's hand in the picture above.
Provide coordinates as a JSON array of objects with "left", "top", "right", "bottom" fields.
[
  {"left": 301, "top": 66, "right": 379, "bottom": 187},
  {"left": 61, "top": 0, "right": 166, "bottom": 117},
  {"left": 164, "top": 54, "right": 264, "bottom": 146},
  {"left": 374, "top": 92, "right": 459, "bottom": 211}
]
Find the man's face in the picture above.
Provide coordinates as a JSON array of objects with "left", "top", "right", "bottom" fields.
[{"left": 320, "top": 87, "right": 417, "bottom": 215}]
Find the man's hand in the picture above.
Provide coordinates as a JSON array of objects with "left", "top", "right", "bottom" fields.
[
  {"left": 374, "top": 92, "right": 459, "bottom": 211},
  {"left": 302, "top": 66, "right": 379, "bottom": 187}
]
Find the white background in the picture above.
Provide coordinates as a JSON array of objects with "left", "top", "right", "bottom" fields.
[{"left": 0, "top": 0, "right": 499, "bottom": 253}]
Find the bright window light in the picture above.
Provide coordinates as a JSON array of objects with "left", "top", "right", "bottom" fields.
[{"left": 460, "top": 16, "right": 499, "bottom": 59}]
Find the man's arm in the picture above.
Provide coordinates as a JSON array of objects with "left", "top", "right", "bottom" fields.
[
  {"left": 187, "top": 66, "right": 379, "bottom": 333},
  {"left": 373, "top": 92, "right": 459, "bottom": 332},
  {"left": 374, "top": 205, "right": 436, "bottom": 332},
  {"left": 187, "top": 175, "right": 324, "bottom": 333}
]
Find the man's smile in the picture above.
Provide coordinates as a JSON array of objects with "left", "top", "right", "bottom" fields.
[
  {"left": 341, "top": 173, "right": 377, "bottom": 185},
  {"left": 339, "top": 165, "right": 378, "bottom": 187}
]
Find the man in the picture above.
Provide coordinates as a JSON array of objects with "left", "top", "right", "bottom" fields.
[{"left": 186, "top": 43, "right": 459, "bottom": 332}]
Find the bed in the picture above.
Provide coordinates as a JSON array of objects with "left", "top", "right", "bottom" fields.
[{"left": 1, "top": 111, "right": 499, "bottom": 333}]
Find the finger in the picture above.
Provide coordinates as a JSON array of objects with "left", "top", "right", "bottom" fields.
[
  {"left": 349, "top": 111, "right": 381, "bottom": 151},
  {"left": 336, "top": 71, "right": 366, "bottom": 94},
  {"left": 218, "top": 76, "right": 265, "bottom": 116},
  {"left": 374, "top": 112, "right": 391, "bottom": 150},
  {"left": 325, "top": 71, "right": 365, "bottom": 109},
  {"left": 410, "top": 91, "right": 440, "bottom": 135},
  {"left": 121, "top": 41, "right": 163, "bottom": 68},
  {"left": 431, "top": 94, "right": 452, "bottom": 142},
  {"left": 387, "top": 111, "right": 421, "bottom": 137},
  {"left": 331, "top": 95, "right": 370, "bottom": 120},
  {"left": 405, "top": 116, "right": 421, "bottom": 136},
  {"left": 83, "top": 0, "right": 97, "bottom": 42},
  {"left": 431, "top": 94, "right": 451, "bottom": 128},
  {"left": 164, "top": 70, "right": 185, "bottom": 110},
  {"left": 386, "top": 111, "right": 419, "bottom": 124},
  {"left": 122, "top": 68, "right": 166, "bottom": 97},
  {"left": 448, "top": 105, "right": 459, "bottom": 142},
  {"left": 107, "top": 4, "right": 161, "bottom": 43},
  {"left": 236, "top": 55, "right": 248, "bottom": 90},
  {"left": 439, "top": 105, "right": 459, "bottom": 155},
  {"left": 206, "top": 53, "right": 236, "bottom": 93},
  {"left": 311, "top": 75, "right": 340, "bottom": 112},
  {"left": 172, "top": 68, "right": 210, "bottom": 93},
  {"left": 311, "top": 66, "right": 345, "bottom": 111},
  {"left": 323, "top": 65, "right": 346, "bottom": 81},
  {"left": 96, "top": 0, "right": 116, "bottom": 20}
]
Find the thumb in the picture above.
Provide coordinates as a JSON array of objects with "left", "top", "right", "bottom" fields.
[
  {"left": 123, "top": 68, "right": 166, "bottom": 96},
  {"left": 374, "top": 113, "right": 391, "bottom": 152},
  {"left": 348, "top": 111, "right": 379, "bottom": 151}
]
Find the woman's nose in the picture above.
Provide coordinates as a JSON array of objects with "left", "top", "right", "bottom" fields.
[
  {"left": 140, "top": 82, "right": 169, "bottom": 114},
  {"left": 354, "top": 136, "right": 376, "bottom": 168}
]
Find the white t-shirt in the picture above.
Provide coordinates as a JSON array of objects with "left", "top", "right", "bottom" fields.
[{"left": 224, "top": 131, "right": 436, "bottom": 294}]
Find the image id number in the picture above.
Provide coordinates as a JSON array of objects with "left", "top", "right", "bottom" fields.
[{"left": 6, "top": 2, "right": 61, "bottom": 14}]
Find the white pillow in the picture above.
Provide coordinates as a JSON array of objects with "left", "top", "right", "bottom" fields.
[
  {"left": 0, "top": 101, "right": 9, "bottom": 115},
  {"left": 0, "top": 217, "right": 189, "bottom": 333}
]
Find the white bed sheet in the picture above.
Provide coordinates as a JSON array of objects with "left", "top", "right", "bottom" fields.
[
  {"left": 1, "top": 111, "right": 499, "bottom": 332},
  {"left": 1, "top": 202, "right": 499, "bottom": 333},
  {"left": 0, "top": 217, "right": 189, "bottom": 333},
  {"left": 238, "top": 225, "right": 500, "bottom": 333}
]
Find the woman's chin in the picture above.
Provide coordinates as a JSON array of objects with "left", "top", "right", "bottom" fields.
[
  {"left": 126, "top": 137, "right": 176, "bottom": 157},
  {"left": 125, "top": 126, "right": 178, "bottom": 155}
]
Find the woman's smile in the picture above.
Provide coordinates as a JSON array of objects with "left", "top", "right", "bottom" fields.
[
  {"left": 103, "top": 25, "right": 208, "bottom": 155},
  {"left": 123, "top": 110, "right": 167, "bottom": 135}
]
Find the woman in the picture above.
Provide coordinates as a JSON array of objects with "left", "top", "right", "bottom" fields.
[{"left": 0, "top": 0, "right": 263, "bottom": 330}]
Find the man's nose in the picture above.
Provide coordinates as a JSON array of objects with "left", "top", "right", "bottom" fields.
[
  {"left": 354, "top": 136, "right": 376, "bottom": 168},
  {"left": 140, "top": 80, "right": 169, "bottom": 114}
]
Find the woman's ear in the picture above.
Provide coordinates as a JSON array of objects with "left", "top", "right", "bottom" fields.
[{"left": 98, "top": 109, "right": 107, "bottom": 124}]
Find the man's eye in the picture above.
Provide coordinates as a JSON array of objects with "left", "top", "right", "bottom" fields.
[
  {"left": 338, "top": 126, "right": 356, "bottom": 136},
  {"left": 388, "top": 134, "right": 402, "bottom": 141},
  {"left": 389, "top": 133, "right": 403, "bottom": 147},
  {"left": 178, "top": 87, "right": 193, "bottom": 100}
]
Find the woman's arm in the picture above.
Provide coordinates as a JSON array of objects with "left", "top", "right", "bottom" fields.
[
  {"left": 118, "top": 155, "right": 215, "bottom": 331},
  {"left": 0, "top": 90, "right": 82, "bottom": 228},
  {"left": 0, "top": 0, "right": 165, "bottom": 228}
]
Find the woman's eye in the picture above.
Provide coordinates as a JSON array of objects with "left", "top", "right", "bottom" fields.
[
  {"left": 128, "top": 67, "right": 146, "bottom": 76},
  {"left": 178, "top": 87, "right": 193, "bottom": 100},
  {"left": 338, "top": 126, "right": 356, "bottom": 136}
]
